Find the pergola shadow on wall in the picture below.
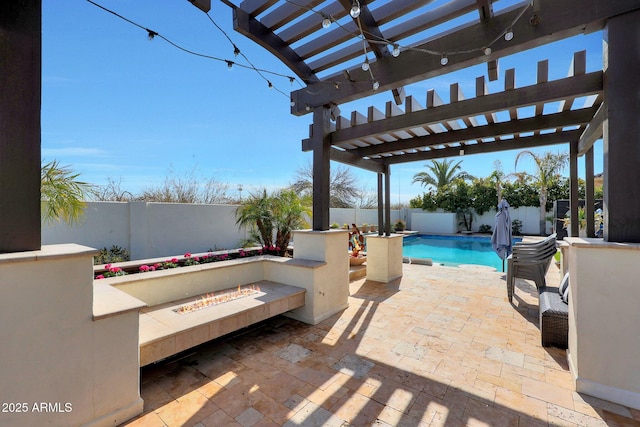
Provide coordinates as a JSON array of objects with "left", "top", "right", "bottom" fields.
[{"left": 221, "top": 0, "right": 640, "bottom": 243}]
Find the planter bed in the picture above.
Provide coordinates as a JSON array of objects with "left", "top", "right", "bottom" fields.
[{"left": 96, "top": 254, "right": 325, "bottom": 365}]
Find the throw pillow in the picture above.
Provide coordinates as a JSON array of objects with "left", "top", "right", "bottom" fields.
[{"left": 559, "top": 272, "right": 570, "bottom": 296}]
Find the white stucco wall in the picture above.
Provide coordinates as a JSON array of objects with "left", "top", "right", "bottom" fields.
[
  {"left": 0, "top": 245, "right": 143, "bottom": 426},
  {"left": 566, "top": 238, "right": 640, "bottom": 410}
]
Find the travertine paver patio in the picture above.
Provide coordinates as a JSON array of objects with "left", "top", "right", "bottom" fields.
[{"left": 123, "top": 264, "right": 640, "bottom": 427}]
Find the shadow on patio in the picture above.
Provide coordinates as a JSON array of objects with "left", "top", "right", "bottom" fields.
[{"left": 124, "top": 264, "right": 640, "bottom": 426}]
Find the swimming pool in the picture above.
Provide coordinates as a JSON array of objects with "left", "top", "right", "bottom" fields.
[{"left": 402, "top": 234, "right": 523, "bottom": 270}]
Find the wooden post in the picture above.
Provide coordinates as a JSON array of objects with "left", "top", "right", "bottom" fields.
[
  {"left": 311, "top": 107, "right": 331, "bottom": 231},
  {"left": 603, "top": 9, "right": 640, "bottom": 243},
  {"left": 0, "top": 2, "right": 42, "bottom": 252}
]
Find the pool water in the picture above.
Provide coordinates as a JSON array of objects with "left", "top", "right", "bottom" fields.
[{"left": 402, "top": 234, "right": 523, "bottom": 270}]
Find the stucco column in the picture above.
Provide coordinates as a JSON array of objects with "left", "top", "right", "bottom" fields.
[
  {"left": 566, "top": 238, "right": 640, "bottom": 410},
  {"left": 290, "top": 229, "right": 350, "bottom": 324},
  {"left": 366, "top": 234, "right": 404, "bottom": 283}
]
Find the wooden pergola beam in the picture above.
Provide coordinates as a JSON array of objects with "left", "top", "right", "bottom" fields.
[
  {"left": 381, "top": 130, "right": 582, "bottom": 164},
  {"left": 233, "top": 7, "right": 318, "bottom": 83},
  {"left": 332, "top": 71, "right": 602, "bottom": 143},
  {"left": 351, "top": 106, "right": 598, "bottom": 158},
  {"left": 291, "top": 0, "right": 640, "bottom": 115},
  {"left": 578, "top": 102, "right": 604, "bottom": 155}
]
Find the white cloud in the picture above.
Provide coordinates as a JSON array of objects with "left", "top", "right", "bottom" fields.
[{"left": 41, "top": 147, "right": 110, "bottom": 158}]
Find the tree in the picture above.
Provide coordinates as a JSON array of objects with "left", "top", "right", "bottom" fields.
[
  {"left": 235, "top": 189, "right": 275, "bottom": 249},
  {"left": 94, "top": 177, "right": 134, "bottom": 202},
  {"left": 290, "top": 162, "right": 361, "bottom": 208},
  {"left": 235, "top": 189, "right": 311, "bottom": 256},
  {"left": 41, "top": 160, "right": 94, "bottom": 224},
  {"left": 412, "top": 159, "right": 474, "bottom": 190},
  {"left": 135, "top": 167, "right": 229, "bottom": 204},
  {"left": 515, "top": 150, "right": 569, "bottom": 235}
]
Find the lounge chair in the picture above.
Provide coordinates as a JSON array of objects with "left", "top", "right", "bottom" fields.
[{"left": 506, "top": 233, "right": 557, "bottom": 303}]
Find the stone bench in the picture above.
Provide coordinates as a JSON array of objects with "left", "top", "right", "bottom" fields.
[{"left": 139, "top": 280, "right": 305, "bottom": 366}]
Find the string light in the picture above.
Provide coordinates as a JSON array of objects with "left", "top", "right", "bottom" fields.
[
  {"left": 85, "top": 0, "right": 301, "bottom": 103},
  {"left": 483, "top": 47, "right": 492, "bottom": 55},
  {"left": 350, "top": 1, "right": 361, "bottom": 19},
  {"left": 504, "top": 28, "right": 514, "bottom": 41},
  {"left": 372, "top": 81, "right": 380, "bottom": 91},
  {"left": 440, "top": 54, "right": 449, "bottom": 66},
  {"left": 391, "top": 44, "right": 400, "bottom": 58},
  {"left": 321, "top": 15, "right": 331, "bottom": 29},
  {"left": 361, "top": 58, "right": 370, "bottom": 71}
]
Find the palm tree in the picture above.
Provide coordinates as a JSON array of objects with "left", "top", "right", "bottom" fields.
[
  {"left": 272, "top": 189, "right": 312, "bottom": 253},
  {"left": 41, "top": 160, "right": 94, "bottom": 224},
  {"left": 412, "top": 159, "right": 474, "bottom": 190},
  {"left": 235, "top": 189, "right": 311, "bottom": 255},
  {"left": 514, "top": 150, "right": 569, "bottom": 235},
  {"left": 235, "top": 189, "right": 275, "bottom": 248}
]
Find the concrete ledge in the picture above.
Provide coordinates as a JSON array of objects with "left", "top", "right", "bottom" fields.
[
  {"left": 93, "top": 282, "right": 146, "bottom": 321},
  {"left": 139, "top": 281, "right": 305, "bottom": 366}
]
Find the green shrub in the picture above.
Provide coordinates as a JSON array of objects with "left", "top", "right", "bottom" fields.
[
  {"left": 94, "top": 245, "right": 131, "bottom": 265},
  {"left": 478, "top": 224, "right": 492, "bottom": 233},
  {"left": 393, "top": 219, "right": 406, "bottom": 232},
  {"left": 512, "top": 219, "right": 523, "bottom": 236}
]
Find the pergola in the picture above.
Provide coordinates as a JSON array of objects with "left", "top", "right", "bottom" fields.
[
  {"left": 221, "top": 0, "right": 640, "bottom": 242},
  {"left": 1, "top": 0, "right": 640, "bottom": 252}
]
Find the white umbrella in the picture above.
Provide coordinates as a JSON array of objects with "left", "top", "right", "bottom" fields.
[{"left": 491, "top": 199, "right": 512, "bottom": 272}]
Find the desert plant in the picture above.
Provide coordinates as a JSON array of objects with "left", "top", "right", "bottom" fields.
[
  {"left": 235, "top": 189, "right": 311, "bottom": 256},
  {"left": 456, "top": 208, "right": 475, "bottom": 232},
  {"left": 393, "top": 219, "right": 406, "bottom": 232},
  {"left": 330, "top": 222, "right": 340, "bottom": 229},
  {"left": 94, "top": 245, "right": 131, "bottom": 265},
  {"left": 478, "top": 224, "right": 492, "bottom": 233},
  {"left": 512, "top": 219, "right": 523, "bottom": 236}
]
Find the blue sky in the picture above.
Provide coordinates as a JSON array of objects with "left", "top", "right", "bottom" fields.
[{"left": 42, "top": 0, "right": 604, "bottom": 203}]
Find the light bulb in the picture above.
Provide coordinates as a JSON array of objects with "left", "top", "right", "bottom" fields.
[
  {"left": 268, "top": 81, "right": 273, "bottom": 89},
  {"left": 226, "top": 61, "right": 233, "bottom": 70},
  {"left": 372, "top": 81, "right": 380, "bottom": 91},
  {"left": 391, "top": 45, "right": 400, "bottom": 57},
  {"left": 290, "top": 101, "right": 296, "bottom": 107},
  {"left": 483, "top": 47, "right": 492, "bottom": 55},
  {"left": 440, "top": 55, "right": 448, "bottom": 66},
  {"left": 350, "top": 1, "right": 360, "bottom": 18},
  {"left": 322, "top": 17, "right": 331, "bottom": 29},
  {"left": 504, "top": 28, "right": 514, "bottom": 41},
  {"left": 361, "top": 61, "right": 369, "bottom": 71}
]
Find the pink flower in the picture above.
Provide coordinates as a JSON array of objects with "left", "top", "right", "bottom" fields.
[
  {"left": 193, "top": 256, "right": 200, "bottom": 262},
  {"left": 149, "top": 266, "right": 156, "bottom": 271},
  {"left": 171, "top": 258, "right": 178, "bottom": 263},
  {"left": 104, "top": 264, "right": 112, "bottom": 269},
  {"left": 96, "top": 275, "right": 105, "bottom": 280},
  {"left": 184, "top": 253, "right": 191, "bottom": 258},
  {"left": 154, "top": 263, "right": 162, "bottom": 269},
  {"left": 139, "top": 265, "right": 150, "bottom": 272}
]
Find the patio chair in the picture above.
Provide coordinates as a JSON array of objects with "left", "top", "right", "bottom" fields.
[{"left": 506, "top": 233, "right": 557, "bottom": 303}]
